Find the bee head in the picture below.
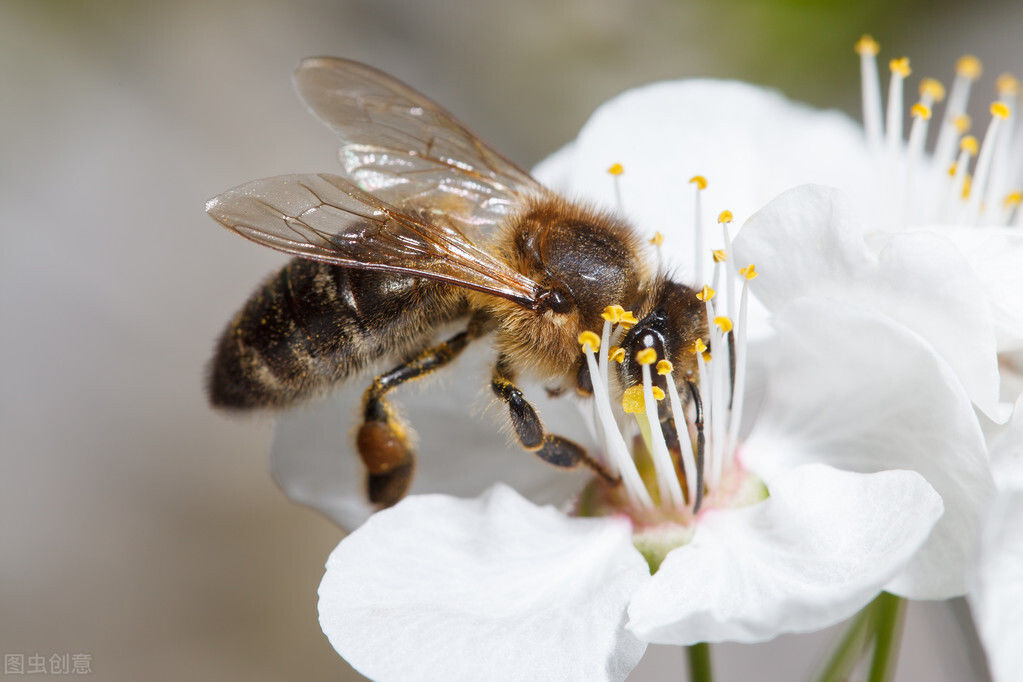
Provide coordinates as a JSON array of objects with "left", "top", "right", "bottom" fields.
[{"left": 618, "top": 279, "right": 707, "bottom": 390}]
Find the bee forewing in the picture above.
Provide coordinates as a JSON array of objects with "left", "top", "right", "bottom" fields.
[
  {"left": 206, "top": 173, "right": 540, "bottom": 306},
  {"left": 292, "top": 57, "right": 546, "bottom": 240}
]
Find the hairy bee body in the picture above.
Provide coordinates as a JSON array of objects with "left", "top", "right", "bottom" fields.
[
  {"left": 206, "top": 57, "right": 709, "bottom": 506},
  {"left": 209, "top": 257, "right": 467, "bottom": 410}
]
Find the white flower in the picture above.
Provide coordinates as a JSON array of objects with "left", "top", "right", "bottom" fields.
[
  {"left": 315, "top": 242, "right": 996, "bottom": 679},
  {"left": 969, "top": 395, "right": 1023, "bottom": 682},
  {"left": 534, "top": 42, "right": 1022, "bottom": 412}
]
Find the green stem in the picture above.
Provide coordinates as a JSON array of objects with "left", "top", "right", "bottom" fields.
[
  {"left": 867, "top": 592, "right": 906, "bottom": 682},
  {"left": 687, "top": 642, "right": 713, "bottom": 682},
  {"left": 814, "top": 603, "right": 875, "bottom": 682}
]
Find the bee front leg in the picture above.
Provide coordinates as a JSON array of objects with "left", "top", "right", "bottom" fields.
[
  {"left": 358, "top": 315, "right": 490, "bottom": 507},
  {"left": 491, "top": 357, "right": 619, "bottom": 485}
]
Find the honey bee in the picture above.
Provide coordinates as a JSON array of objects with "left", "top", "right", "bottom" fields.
[{"left": 206, "top": 58, "right": 708, "bottom": 507}]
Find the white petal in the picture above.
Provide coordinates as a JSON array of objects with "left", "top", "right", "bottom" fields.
[
  {"left": 552, "top": 80, "right": 872, "bottom": 275},
  {"left": 938, "top": 226, "right": 1023, "bottom": 350},
  {"left": 318, "top": 485, "right": 649, "bottom": 682},
  {"left": 734, "top": 185, "right": 1002, "bottom": 419},
  {"left": 531, "top": 141, "right": 576, "bottom": 193},
  {"left": 989, "top": 395, "right": 1023, "bottom": 485},
  {"left": 969, "top": 488, "right": 1023, "bottom": 682},
  {"left": 745, "top": 299, "right": 994, "bottom": 599},
  {"left": 627, "top": 464, "right": 941, "bottom": 644},
  {"left": 271, "top": 343, "right": 593, "bottom": 530}
]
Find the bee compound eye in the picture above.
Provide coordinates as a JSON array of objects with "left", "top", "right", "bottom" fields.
[{"left": 547, "top": 289, "right": 572, "bottom": 314}]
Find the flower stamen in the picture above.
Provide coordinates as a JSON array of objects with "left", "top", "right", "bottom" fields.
[
  {"left": 690, "top": 175, "right": 707, "bottom": 282},
  {"left": 856, "top": 35, "right": 884, "bottom": 151}
]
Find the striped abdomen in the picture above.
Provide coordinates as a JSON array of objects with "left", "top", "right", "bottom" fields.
[{"left": 208, "top": 257, "right": 468, "bottom": 410}]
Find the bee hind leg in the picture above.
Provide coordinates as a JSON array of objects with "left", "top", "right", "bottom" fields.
[
  {"left": 491, "top": 357, "right": 619, "bottom": 486},
  {"left": 357, "top": 315, "right": 490, "bottom": 507}
]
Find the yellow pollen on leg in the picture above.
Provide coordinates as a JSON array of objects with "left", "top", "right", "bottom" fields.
[
  {"left": 635, "top": 348, "right": 657, "bottom": 365},
  {"left": 714, "top": 316, "right": 733, "bottom": 333},
  {"left": 997, "top": 73, "right": 1020, "bottom": 96},
  {"left": 957, "top": 55, "right": 983, "bottom": 79},
  {"left": 889, "top": 57, "right": 911, "bottom": 77},
  {"left": 696, "top": 285, "right": 715, "bottom": 301},
  {"left": 607, "top": 163, "right": 624, "bottom": 176},
  {"left": 577, "top": 331, "right": 601, "bottom": 352},
  {"left": 717, "top": 210, "right": 734, "bottom": 224},
  {"left": 960, "top": 135, "right": 979, "bottom": 156},
  {"left": 712, "top": 249, "right": 727, "bottom": 263},
  {"left": 739, "top": 264, "right": 758, "bottom": 280},
  {"left": 854, "top": 35, "right": 880, "bottom": 56},
  {"left": 991, "top": 102, "right": 1011, "bottom": 120},
  {"left": 919, "top": 78, "right": 946, "bottom": 101},
  {"left": 656, "top": 359, "right": 673, "bottom": 376},
  {"left": 911, "top": 103, "right": 932, "bottom": 120},
  {"left": 954, "top": 114, "right": 972, "bottom": 134},
  {"left": 702, "top": 351, "right": 712, "bottom": 363},
  {"left": 688, "top": 338, "right": 707, "bottom": 355},
  {"left": 689, "top": 175, "right": 708, "bottom": 190},
  {"left": 621, "top": 385, "right": 664, "bottom": 414}
]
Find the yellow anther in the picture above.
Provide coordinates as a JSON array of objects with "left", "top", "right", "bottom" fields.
[
  {"left": 991, "top": 102, "right": 1011, "bottom": 120},
  {"left": 578, "top": 331, "right": 601, "bottom": 352},
  {"left": 607, "top": 162, "right": 624, "bottom": 176},
  {"left": 636, "top": 348, "right": 657, "bottom": 365},
  {"left": 855, "top": 35, "right": 880, "bottom": 56},
  {"left": 953, "top": 114, "right": 971, "bottom": 134},
  {"left": 696, "top": 285, "right": 715, "bottom": 301},
  {"left": 702, "top": 351, "right": 712, "bottom": 363},
  {"left": 960, "top": 135, "right": 979, "bottom": 156},
  {"left": 688, "top": 338, "right": 708, "bottom": 355},
  {"left": 889, "top": 57, "right": 911, "bottom": 78},
  {"left": 712, "top": 249, "right": 727, "bottom": 263},
  {"left": 689, "top": 175, "right": 708, "bottom": 190},
  {"left": 619, "top": 311, "right": 639, "bottom": 328},
  {"left": 656, "top": 359, "right": 673, "bottom": 376},
  {"left": 609, "top": 346, "right": 626, "bottom": 363},
  {"left": 717, "top": 210, "right": 734, "bottom": 224},
  {"left": 714, "top": 316, "right": 733, "bottom": 333},
  {"left": 911, "top": 103, "right": 932, "bottom": 120},
  {"left": 957, "top": 55, "right": 983, "bottom": 79},
  {"left": 739, "top": 264, "right": 758, "bottom": 280},
  {"left": 601, "top": 304, "right": 625, "bottom": 323},
  {"left": 649, "top": 231, "right": 664, "bottom": 247},
  {"left": 1004, "top": 191, "right": 1023, "bottom": 208},
  {"left": 652, "top": 386, "right": 665, "bottom": 401},
  {"left": 919, "top": 78, "right": 946, "bottom": 101},
  {"left": 622, "top": 386, "right": 645, "bottom": 414},
  {"left": 997, "top": 73, "right": 1020, "bottom": 96},
  {"left": 962, "top": 174, "right": 973, "bottom": 199}
]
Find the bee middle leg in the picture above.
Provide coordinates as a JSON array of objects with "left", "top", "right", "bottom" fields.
[
  {"left": 357, "top": 315, "right": 491, "bottom": 507},
  {"left": 491, "top": 356, "right": 619, "bottom": 485}
]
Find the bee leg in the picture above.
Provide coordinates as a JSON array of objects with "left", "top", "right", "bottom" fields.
[
  {"left": 357, "top": 316, "right": 490, "bottom": 507},
  {"left": 491, "top": 357, "right": 619, "bottom": 486}
]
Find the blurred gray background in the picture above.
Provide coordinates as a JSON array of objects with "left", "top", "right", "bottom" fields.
[{"left": 2, "top": 0, "right": 1019, "bottom": 679}]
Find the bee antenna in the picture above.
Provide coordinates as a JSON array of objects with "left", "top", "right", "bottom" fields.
[
  {"left": 727, "top": 329, "right": 736, "bottom": 410},
  {"left": 685, "top": 378, "right": 705, "bottom": 513}
]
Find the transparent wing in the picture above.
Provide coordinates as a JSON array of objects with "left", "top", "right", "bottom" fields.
[
  {"left": 293, "top": 57, "right": 547, "bottom": 239},
  {"left": 206, "top": 173, "right": 540, "bottom": 307}
]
